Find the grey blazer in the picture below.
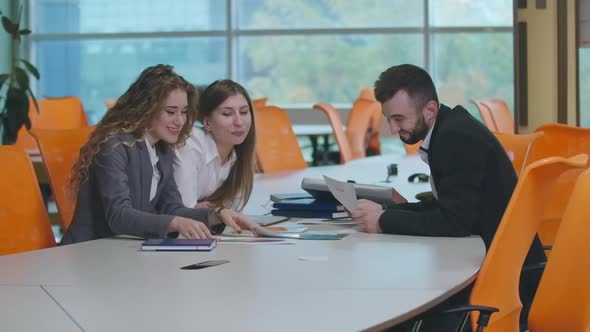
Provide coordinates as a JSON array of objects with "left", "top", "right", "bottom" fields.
[{"left": 61, "top": 134, "right": 217, "bottom": 244}]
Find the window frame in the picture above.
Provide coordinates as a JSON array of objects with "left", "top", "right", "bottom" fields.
[{"left": 26, "top": 0, "right": 513, "bottom": 112}]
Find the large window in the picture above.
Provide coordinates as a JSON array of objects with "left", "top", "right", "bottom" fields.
[
  {"left": 29, "top": 0, "right": 513, "bottom": 123},
  {"left": 579, "top": 49, "right": 590, "bottom": 127}
]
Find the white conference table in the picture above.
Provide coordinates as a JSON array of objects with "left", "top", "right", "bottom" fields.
[{"left": 0, "top": 154, "right": 486, "bottom": 332}]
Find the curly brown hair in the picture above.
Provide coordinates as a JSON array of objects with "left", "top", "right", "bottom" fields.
[{"left": 68, "top": 64, "right": 198, "bottom": 195}]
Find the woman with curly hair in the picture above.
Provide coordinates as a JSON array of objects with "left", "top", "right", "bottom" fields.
[{"left": 61, "top": 65, "right": 255, "bottom": 244}]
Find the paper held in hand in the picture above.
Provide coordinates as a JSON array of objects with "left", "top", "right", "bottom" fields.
[{"left": 322, "top": 175, "right": 357, "bottom": 211}]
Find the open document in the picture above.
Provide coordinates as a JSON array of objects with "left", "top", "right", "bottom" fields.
[
  {"left": 323, "top": 175, "right": 357, "bottom": 211},
  {"left": 253, "top": 225, "right": 348, "bottom": 240}
]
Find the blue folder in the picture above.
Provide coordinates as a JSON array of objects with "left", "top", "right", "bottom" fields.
[
  {"left": 271, "top": 209, "right": 348, "bottom": 219},
  {"left": 272, "top": 198, "right": 341, "bottom": 211}
]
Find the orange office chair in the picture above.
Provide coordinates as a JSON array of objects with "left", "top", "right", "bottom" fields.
[
  {"left": 472, "top": 99, "right": 498, "bottom": 132},
  {"left": 528, "top": 167, "right": 590, "bottom": 332},
  {"left": 44, "top": 96, "right": 89, "bottom": 126},
  {"left": 15, "top": 98, "right": 90, "bottom": 152},
  {"left": 358, "top": 87, "right": 376, "bottom": 102},
  {"left": 346, "top": 98, "right": 380, "bottom": 159},
  {"left": 313, "top": 102, "right": 352, "bottom": 163},
  {"left": 429, "top": 154, "right": 588, "bottom": 332},
  {"left": 252, "top": 98, "right": 268, "bottom": 110},
  {"left": 493, "top": 132, "right": 543, "bottom": 176},
  {"left": 537, "top": 163, "right": 586, "bottom": 257},
  {"left": 478, "top": 98, "right": 514, "bottom": 134},
  {"left": 30, "top": 126, "right": 95, "bottom": 232},
  {"left": 367, "top": 99, "right": 383, "bottom": 156},
  {"left": 529, "top": 123, "right": 590, "bottom": 164},
  {"left": 0, "top": 146, "right": 56, "bottom": 255},
  {"left": 254, "top": 105, "right": 307, "bottom": 172},
  {"left": 104, "top": 99, "right": 117, "bottom": 109},
  {"left": 357, "top": 87, "right": 383, "bottom": 155}
]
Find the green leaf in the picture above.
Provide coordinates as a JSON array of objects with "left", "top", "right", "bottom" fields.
[
  {"left": 19, "top": 29, "right": 31, "bottom": 35},
  {"left": 1, "top": 16, "right": 17, "bottom": 34},
  {"left": 27, "top": 87, "right": 40, "bottom": 114},
  {"left": 3, "top": 87, "right": 30, "bottom": 144},
  {"left": 20, "top": 59, "right": 40, "bottom": 80},
  {"left": 14, "top": 66, "right": 29, "bottom": 90},
  {"left": 0, "top": 74, "right": 9, "bottom": 89}
]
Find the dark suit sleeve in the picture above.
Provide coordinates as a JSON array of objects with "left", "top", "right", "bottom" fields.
[
  {"left": 93, "top": 140, "right": 173, "bottom": 238},
  {"left": 379, "top": 131, "right": 487, "bottom": 237},
  {"left": 156, "top": 172, "right": 226, "bottom": 235}
]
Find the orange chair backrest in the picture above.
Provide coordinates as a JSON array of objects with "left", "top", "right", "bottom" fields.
[
  {"left": 30, "top": 126, "right": 95, "bottom": 231},
  {"left": 358, "top": 87, "right": 376, "bottom": 102},
  {"left": 346, "top": 99, "right": 380, "bottom": 159},
  {"left": 493, "top": 132, "right": 543, "bottom": 176},
  {"left": 254, "top": 105, "right": 307, "bottom": 172},
  {"left": 528, "top": 167, "right": 590, "bottom": 332},
  {"left": 468, "top": 154, "right": 588, "bottom": 332},
  {"left": 15, "top": 98, "right": 89, "bottom": 151},
  {"left": 0, "top": 146, "right": 55, "bottom": 255},
  {"left": 479, "top": 98, "right": 514, "bottom": 134},
  {"left": 538, "top": 165, "right": 586, "bottom": 254},
  {"left": 355, "top": 88, "right": 382, "bottom": 155},
  {"left": 367, "top": 100, "right": 383, "bottom": 156},
  {"left": 44, "top": 96, "right": 89, "bottom": 126},
  {"left": 252, "top": 98, "right": 268, "bottom": 110},
  {"left": 527, "top": 124, "right": 590, "bottom": 249},
  {"left": 313, "top": 102, "right": 352, "bottom": 163},
  {"left": 472, "top": 99, "right": 498, "bottom": 132},
  {"left": 529, "top": 123, "right": 590, "bottom": 164}
]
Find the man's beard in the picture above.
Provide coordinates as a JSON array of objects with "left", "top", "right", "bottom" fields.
[{"left": 400, "top": 115, "right": 429, "bottom": 145}]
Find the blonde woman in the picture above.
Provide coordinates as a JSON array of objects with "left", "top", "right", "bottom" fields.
[
  {"left": 174, "top": 80, "right": 256, "bottom": 211},
  {"left": 62, "top": 66, "right": 255, "bottom": 244}
]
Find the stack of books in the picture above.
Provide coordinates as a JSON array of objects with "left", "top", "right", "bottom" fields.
[
  {"left": 300, "top": 177, "right": 395, "bottom": 205},
  {"left": 270, "top": 177, "right": 397, "bottom": 219},
  {"left": 270, "top": 198, "right": 348, "bottom": 219}
]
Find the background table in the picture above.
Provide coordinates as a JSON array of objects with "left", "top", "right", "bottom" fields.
[{"left": 292, "top": 124, "right": 340, "bottom": 165}]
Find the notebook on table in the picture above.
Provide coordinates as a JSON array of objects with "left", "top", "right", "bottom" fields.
[
  {"left": 270, "top": 209, "right": 348, "bottom": 220},
  {"left": 141, "top": 238, "right": 217, "bottom": 251},
  {"left": 272, "top": 198, "right": 341, "bottom": 211},
  {"left": 253, "top": 225, "right": 348, "bottom": 240},
  {"left": 246, "top": 215, "right": 290, "bottom": 226},
  {"left": 269, "top": 192, "right": 313, "bottom": 202}
]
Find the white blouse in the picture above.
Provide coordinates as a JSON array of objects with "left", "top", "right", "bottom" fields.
[
  {"left": 174, "top": 126, "right": 237, "bottom": 208},
  {"left": 144, "top": 137, "right": 160, "bottom": 202}
]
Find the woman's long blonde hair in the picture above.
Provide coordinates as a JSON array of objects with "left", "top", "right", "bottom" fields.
[
  {"left": 68, "top": 64, "right": 198, "bottom": 195},
  {"left": 198, "top": 80, "right": 256, "bottom": 210}
]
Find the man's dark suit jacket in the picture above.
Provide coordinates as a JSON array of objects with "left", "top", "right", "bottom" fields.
[
  {"left": 379, "top": 104, "right": 546, "bottom": 322},
  {"left": 62, "top": 134, "right": 218, "bottom": 245}
]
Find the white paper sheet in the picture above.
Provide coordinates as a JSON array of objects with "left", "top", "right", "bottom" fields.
[{"left": 323, "top": 175, "right": 357, "bottom": 211}]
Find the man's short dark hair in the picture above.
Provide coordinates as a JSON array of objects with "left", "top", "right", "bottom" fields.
[{"left": 374, "top": 64, "right": 439, "bottom": 108}]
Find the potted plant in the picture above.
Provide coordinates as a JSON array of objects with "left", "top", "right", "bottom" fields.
[{"left": 0, "top": 6, "right": 40, "bottom": 145}]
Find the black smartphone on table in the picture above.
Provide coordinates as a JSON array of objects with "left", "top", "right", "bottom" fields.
[{"left": 181, "top": 260, "right": 229, "bottom": 270}]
